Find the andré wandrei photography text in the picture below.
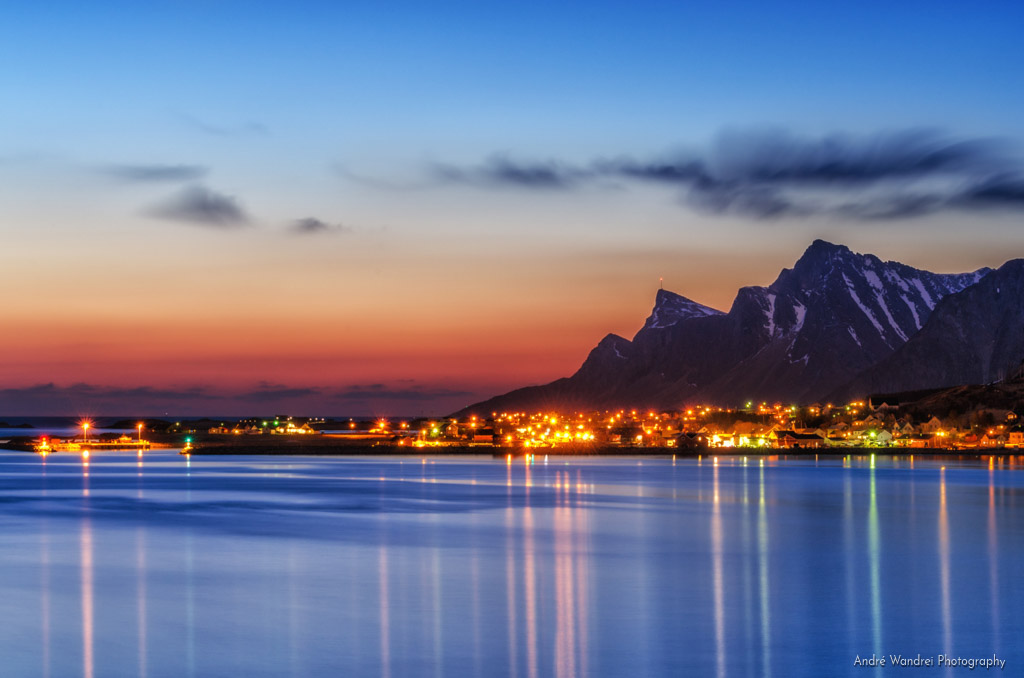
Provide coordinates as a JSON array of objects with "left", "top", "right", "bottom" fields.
[{"left": 3, "top": 1, "right": 1024, "bottom": 676}]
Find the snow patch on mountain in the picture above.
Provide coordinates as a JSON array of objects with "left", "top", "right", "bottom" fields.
[
  {"left": 875, "top": 292, "right": 908, "bottom": 341},
  {"left": 864, "top": 269, "right": 884, "bottom": 292},
  {"left": 765, "top": 292, "right": 777, "bottom": 336},
  {"left": 843, "top": 273, "right": 886, "bottom": 337},
  {"left": 643, "top": 289, "right": 723, "bottom": 330},
  {"left": 912, "top": 278, "right": 935, "bottom": 309},
  {"left": 793, "top": 301, "right": 807, "bottom": 333},
  {"left": 901, "top": 294, "right": 922, "bottom": 329}
]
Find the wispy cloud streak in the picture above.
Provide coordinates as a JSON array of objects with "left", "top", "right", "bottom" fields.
[
  {"left": 433, "top": 128, "right": 1024, "bottom": 220},
  {"left": 101, "top": 164, "right": 208, "bottom": 183},
  {"left": 289, "top": 217, "right": 351, "bottom": 235}
]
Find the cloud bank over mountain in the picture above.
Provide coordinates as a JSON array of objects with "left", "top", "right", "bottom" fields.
[{"left": 434, "top": 128, "right": 1024, "bottom": 220}]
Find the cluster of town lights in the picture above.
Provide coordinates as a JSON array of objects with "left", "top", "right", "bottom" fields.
[{"left": 32, "top": 400, "right": 1023, "bottom": 456}]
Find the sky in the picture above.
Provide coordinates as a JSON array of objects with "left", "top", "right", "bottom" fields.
[{"left": 2, "top": 0, "right": 1024, "bottom": 416}]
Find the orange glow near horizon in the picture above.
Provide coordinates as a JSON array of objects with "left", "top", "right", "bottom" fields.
[{"left": 3, "top": 227, "right": 1017, "bottom": 415}]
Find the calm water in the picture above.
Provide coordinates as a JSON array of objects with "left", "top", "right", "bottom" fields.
[{"left": 0, "top": 451, "right": 1019, "bottom": 677}]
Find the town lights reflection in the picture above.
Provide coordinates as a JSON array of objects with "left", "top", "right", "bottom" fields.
[
  {"left": 41, "top": 529, "right": 51, "bottom": 678},
  {"left": 843, "top": 470, "right": 856, "bottom": 663},
  {"left": 939, "top": 467, "right": 952, "bottom": 660},
  {"left": 430, "top": 522, "right": 443, "bottom": 677},
  {"left": 505, "top": 507, "right": 518, "bottom": 678},
  {"left": 470, "top": 540, "right": 483, "bottom": 678},
  {"left": 185, "top": 531, "right": 195, "bottom": 677},
  {"left": 712, "top": 463, "right": 725, "bottom": 678},
  {"left": 81, "top": 517, "right": 94, "bottom": 678},
  {"left": 988, "top": 467, "right": 1000, "bottom": 650},
  {"left": 759, "top": 462, "right": 771, "bottom": 678},
  {"left": 379, "top": 546, "right": 390, "bottom": 678},
  {"left": 554, "top": 473, "right": 589, "bottom": 678},
  {"left": 868, "top": 461, "right": 881, "bottom": 665},
  {"left": 524, "top": 505, "right": 539, "bottom": 678},
  {"left": 136, "top": 527, "right": 148, "bottom": 678}
]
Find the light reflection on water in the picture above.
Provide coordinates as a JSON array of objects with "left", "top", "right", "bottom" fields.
[
  {"left": 939, "top": 467, "right": 952, "bottom": 674},
  {"left": 0, "top": 451, "right": 1021, "bottom": 677},
  {"left": 869, "top": 461, "right": 882, "bottom": 669}
]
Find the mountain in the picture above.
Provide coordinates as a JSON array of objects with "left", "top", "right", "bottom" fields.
[
  {"left": 641, "top": 289, "right": 723, "bottom": 329},
  {"left": 833, "top": 258, "right": 1024, "bottom": 399},
  {"left": 458, "top": 241, "right": 992, "bottom": 415}
]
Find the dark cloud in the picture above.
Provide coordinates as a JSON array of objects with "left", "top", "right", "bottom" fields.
[
  {"left": 683, "top": 128, "right": 1003, "bottom": 185},
  {"left": 835, "top": 194, "right": 948, "bottom": 220},
  {"left": 0, "top": 381, "right": 479, "bottom": 417},
  {"left": 685, "top": 180, "right": 810, "bottom": 219},
  {"left": 952, "top": 173, "right": 1024, "bottom": 208},
  {"left": 435, "top": 128, "right": 1024, "bottom": 220},
  {"left": 289, "top": 217, "right": 350, "bottom": 235},
  {"left": 148, "top": 185, "right": 249, "bottom": 226},
  {"left": 433, "top": 155, "right": 591, "bottom": 189},
  {"left": 177, "top": 113, "right": 269, "bottom": 137},
  {"left": 0, "top": 383, "right": 214, "bottom": 401},
  {"left": 235, "top": 383, "right": 324, "bottom": 401},
  {"left": 102, "top": 163, "right": 207, "bottom": 183},
  {"left": 333, "top": 384, "right": 474, "bottom": 402},
  {"left": 0, "top": 383, "right": 221, "bottom": 416}
]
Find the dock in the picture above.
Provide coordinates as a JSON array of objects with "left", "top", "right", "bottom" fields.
[{"left": 35, "top": 436, "right": 153, "bottom": 454}]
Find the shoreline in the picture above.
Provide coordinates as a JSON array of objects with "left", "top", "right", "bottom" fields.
[
  {"left": 184, "top": 446, "right": 1024, "bottom": 457},
  {"left": 3, "top": 434, "right": 1021, "bottom": 458}
]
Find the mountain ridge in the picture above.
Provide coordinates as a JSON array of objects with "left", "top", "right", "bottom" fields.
[{"left": 456, "top": 241, "right": 997, "bottom": 415}]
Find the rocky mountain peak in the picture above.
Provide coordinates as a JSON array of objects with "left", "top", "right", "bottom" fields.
[
  {"left": 642, "top": 289, "right": 723, "bottom": 330},
  {"left": 455, "top": 241, "right": 1005, "bottom": 416}
]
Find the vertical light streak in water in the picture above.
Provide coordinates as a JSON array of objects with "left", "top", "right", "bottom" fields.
[
  {"left": 505, "top": 510, "right": 516, "bottom": 678},
  {"left": 41, "top": 457, "right": 51, "bottom": 678},
  {"left": 185, "top": 457, "right": 195, "bottom": 678},
  {"left": 712, "top": 463, "right": 725, "bottom": 678},
  {"left": 524, "top": 503, "right": 539, "bottom": 678},
  {"left": 868, "top": 458, "right": 881, "bottom": 673},
  {"left": 575, "top": 469, "right": 590, "bottom": 678},
  {"left": 81, "top": 452, "right": 93, "bottom": 678},
  {"left": 471, "top": 537, "right": 482, "bottom": 678},
  {"left": 938, "top": 467, "right": 952, "bottom": 666},
  {"left": 136, "top": 463, "right": 147, "bottom": 678},
  {"left": 505, "top": 507, "right": 518, "bottom": 678},
  {"left": 431, "top": 515, "right": 443, "bottom": 678},
  {"left": 843, "top": 470, "right": 856, "bottom": 664},
  {"left": 81, "top": 517, "right": 94, "bottom": 678},
  {"left": 286, "top": 544, "right": 305, "bottom": 678},
  {"left": 41, "top": 530, "right": 51, "bottom": 678},
  {"left": 554, "top": 482, "right": 576, "bottom": 678},
  {"left": 988, "top": 466, "right": 999, "bottom": 651},
  {"left": 379, "top": 545, "right": 390, "bottom": 678},
  {"left": 741, "top": 464, "right": 754, "bottom": 664},
  {"left": 522, "top": 457, "right": 535, "bottom": 677},
  {"left": 758, "top": 461, "right": 771, "bottom": 678},
  {"left": 136, "top": 527, "right": 148, "bottom": 678},
  {"left": 185, "top": 530, "right": 195, "bottom": 678}
]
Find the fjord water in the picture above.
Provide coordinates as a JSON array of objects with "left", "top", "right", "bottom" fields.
[{"left": 0, "top": 452, "right": 1018, "bottom": 677}]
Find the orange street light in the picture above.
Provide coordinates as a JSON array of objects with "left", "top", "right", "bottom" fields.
[
  {"left": 83, "top": 422, "right": 90, "bottom": 442},
  {"left": 137, "top": 423, "right": 144, "bottom": 442}
]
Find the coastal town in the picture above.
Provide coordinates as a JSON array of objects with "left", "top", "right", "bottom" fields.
[
  {"left": 27, "top": 399, "right": 1006, "bottom": 454},
  {"left": 22, "top": 398, "right": 1024, "bottom": 456},
  {"left": 349, "top": 400, "right": 1018, "bottom": 450}
]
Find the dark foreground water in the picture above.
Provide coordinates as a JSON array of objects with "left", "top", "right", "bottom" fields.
[{"left": 0, "top": 451, "right": 1019, "bottom": 677}]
